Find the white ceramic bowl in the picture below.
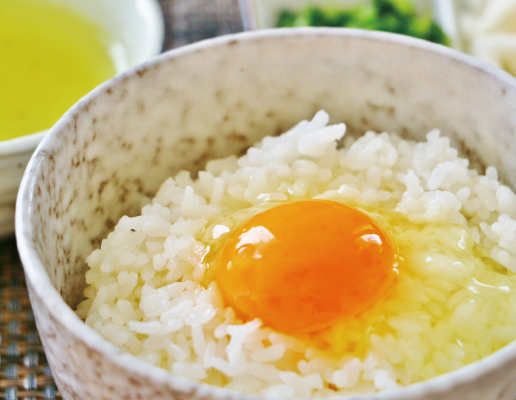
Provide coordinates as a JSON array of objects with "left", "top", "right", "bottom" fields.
[
  {"left": 0, "top": 0, "right": 164, "bottom": 239},
  {"left": 16, "top": 29, "right": 516, "bottom": 399}
]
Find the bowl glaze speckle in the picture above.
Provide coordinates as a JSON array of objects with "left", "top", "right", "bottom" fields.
[{"left": 16, "top": 29, "right": 516, "bottom": 400}]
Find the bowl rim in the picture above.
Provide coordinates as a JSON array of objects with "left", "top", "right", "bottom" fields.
[
  {"left": 16, "top": 27, "right": 516, "bottom": 399},
  {"left": 0, "top": 0, "right": 164, "bottom": 157}
]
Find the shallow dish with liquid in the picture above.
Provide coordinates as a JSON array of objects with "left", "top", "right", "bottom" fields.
[
  {"left": 0, "top": 0, "right": 164, "bottom": 238},
  {"left": 16, "top": 29, "right": 516, "bottom": 400}
]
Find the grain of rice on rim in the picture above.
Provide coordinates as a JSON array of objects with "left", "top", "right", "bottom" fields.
[{"left": 77, "top": 110, "right": 516, "bottom": 397}]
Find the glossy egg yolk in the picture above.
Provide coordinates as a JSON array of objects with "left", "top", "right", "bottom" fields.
[{"left": 212, "top": 200, "right": 399, "bottom": 334}]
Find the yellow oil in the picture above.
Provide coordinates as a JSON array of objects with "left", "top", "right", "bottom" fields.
[{"left": 0, "top": 0, "right": 126, "bottom": 141}]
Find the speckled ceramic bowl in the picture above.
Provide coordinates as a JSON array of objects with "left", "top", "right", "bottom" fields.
[
  {"left": 16, "top": 29, "right": 516, "bottom": 400},
  {"left": 0, "top": 0, "right": 164, "bottom": 240}
]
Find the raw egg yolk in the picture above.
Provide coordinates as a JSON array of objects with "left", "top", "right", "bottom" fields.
[{"left": 212, "top": 200, "right": 399, "bottom": 334}]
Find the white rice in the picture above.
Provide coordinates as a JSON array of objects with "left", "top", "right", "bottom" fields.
[{"left": 77, "top": 110, "right": 516, "bottom": 397}]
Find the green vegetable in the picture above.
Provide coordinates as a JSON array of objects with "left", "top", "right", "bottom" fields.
[{"left": 275, "top": 0, "right": 449, "bottom": 45}]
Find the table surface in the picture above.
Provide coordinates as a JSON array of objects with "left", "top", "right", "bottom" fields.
[{"left": 0, "top": 1, "right": 242, "bottom": 398}]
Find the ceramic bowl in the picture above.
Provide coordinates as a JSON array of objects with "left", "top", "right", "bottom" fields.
[
  {"left": 16, "top": 29, "right": 516, "bottom": 400},
  {"left": 0, "top": 0, "right": 164, "bottom": 239}
]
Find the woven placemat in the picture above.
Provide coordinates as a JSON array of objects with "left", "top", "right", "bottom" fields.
[
  {"left": 1, "top": 1, "right": 242, "bottom": 398},
  {"left": 159, "top": 0, "right": 243, "bottom": 50},
  {"left": 0, "top": 238, "right": 57, "bottom": 399}
]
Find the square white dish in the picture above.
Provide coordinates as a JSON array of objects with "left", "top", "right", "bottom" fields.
[{"left": 238, "top": 0, "right": 462, "bottom": 50}]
